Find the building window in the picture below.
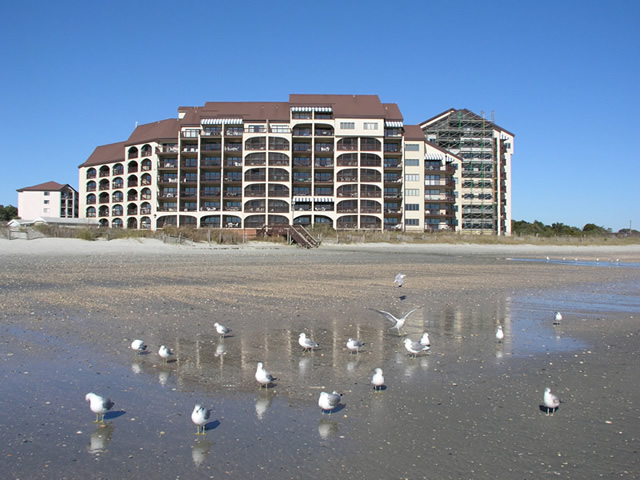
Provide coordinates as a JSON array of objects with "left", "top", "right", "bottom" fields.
[
  {"left": 43, "top": 192, "right": 50, "bottom": 196},
  {"left": 364, "top": 122, "right": 378, "bottom": 130},
  {"left": 405, "top": 204, "right": 420, "bottom": 211},
  {"left": 405, "top": 174, "right": 419, "bottom": 182},
  {"left": 405, "top": 144, "right": 420, "bottom": 151},
  {"left": 43, "top": 200, "right": 49, "bottom": 204},
  {"left": 406, "top": 219, "right": 419, "bottom": 226},
  {"left": 405, "top": 159, "right": 419, "bottom": 166},
  {"left": 340, "top": 122, "right": 355, "bottom": 129},
  {"left": 405, "top": 189, "right": 419, "bottom": 196}
]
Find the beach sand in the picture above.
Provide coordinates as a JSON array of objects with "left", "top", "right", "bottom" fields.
[{"left": 1, "top": 238, "right": 639, "bottom": 478}]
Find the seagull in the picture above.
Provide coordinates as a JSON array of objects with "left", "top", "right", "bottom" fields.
[
  {"left": 299, "top": 333, "right": 319, "bottom": 351},
  {"left": 372, "top": 307, "right": 422, "bottom": 336},
  {"left": 255, "top": 362, "right": 275, "bottom": 389},
  {"left": 214, "top": 322, "right": 231, "bottom": 338},
  {"left": 543, "top": 387, "right": 561, "bottom": 415},
  {"left": 158, "top": 345, "right": 174, "bottom": 364},
  {"left": 495, "top": 325, "right": 504, "bottom": 342},
  {"left": 85, "top": 393, "right": 114, "bottom": 423},
  {"left": 318, "top": 391, "right": 342, "bottom": 413},
  {"left": 130, "top": 339, "right": 147, "bottom": 354},
  {"left": 191, "top": 404, "right": 211, "bottom": 435},
  {"left": 371, "top": 368, "right": 385, "bottom": 391},
  {"left": 404, "top": 338, "right": 430, "bottom": 357},
  {"left": 419, "top": 332, "right": 431, "bottom": 347},
  {"left": 393, "top": 273, "right": 406, "bottom": 287},
  {"left": 346, "top": 338, "right": 365, "bottom": 354},
  {"left": 553, "top": 312, "right": 563, "bottom": 325}
]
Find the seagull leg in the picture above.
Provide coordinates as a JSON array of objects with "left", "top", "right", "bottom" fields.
[{"left": 94, "top": 414, "right": 99, "bottom": 423}]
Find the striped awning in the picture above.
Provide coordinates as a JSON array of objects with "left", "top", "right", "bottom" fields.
[
  {"left": 385, "top": 121, "right": 404, "bottom": 128},
  {"left": 424, "top": 153, "right": 444, "bottom": 160},
  {"left": 314, "top": 197, "right": 334, "bottom": 203},
  {"left": 290, "top": 106, "right": 333, "bottom": 113},
  {"left": 201, "top": 118, "right": 243, "bottom": 125},
  {"left": 293, "top": 197, "right": 311, "bottom": 203}
]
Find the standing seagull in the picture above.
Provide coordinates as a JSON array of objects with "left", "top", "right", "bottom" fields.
[
  {"left": 393, "top": 273, "right": 407, "bottom": 287},
  {"left": 191, "top": 404, "right": 212, "bottom": 435},
  {"left": 130, "top": 339, "right": 147, "bottom": 354},
  {"left": 214, "top": 322, "right": 231, "bottom": 338},
  {"left": 495, "top": 325, "right": 504, "bottom": 342},
  {"left": 419, "top": 332, "right": 431, "bottom": 347},
  {"left": 255, "top": 362, "right": 276, "bottom": 389},
  {"left": 85, "top": 393, "right": 114, "bottom": 423},
  {"left": 553, "top": 312, "right": 563, "bottom": 326},
  {"left": 318, "top": 391, "right": 342, "bottom": 413},
  {"left": 371, "top": 368, "right": 385, "bottom": 391},
  {"left": 346, "top": 338, "right": 365, "bottom": 354},
  {"left": 158, "top": 345, "right": 174, "bottom": 364},
  {"left": 298, "top": 333, "right": 319, "bottom": 352},
  {"left": 543, "top": 387, "right": 561, "bottom": 415},
  {"left": 372, "top": 307, "right": 422, "bottom": 336},
  {"left": 404, "top": 338, "right": 430, "bottom": 357}
]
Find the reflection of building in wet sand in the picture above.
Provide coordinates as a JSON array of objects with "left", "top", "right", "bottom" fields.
[{"left": 160, "top": 297, "right": 519, "bottom": 391}]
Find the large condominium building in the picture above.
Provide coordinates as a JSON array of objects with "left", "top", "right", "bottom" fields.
[
  {"left": 420, "top": 109, "right": 514, "bottom": 235},
  {"left": 17, "top": 181, "right": 78, "bottom": 220},
  {"left": 78, "top": 94, "right": 513, "bottom": 234}
]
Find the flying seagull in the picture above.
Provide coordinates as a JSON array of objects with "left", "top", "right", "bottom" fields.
[
  {"left": 393, "top": 273, "right": 407, "bottom": 287},
  {"left": 85, "top": 393, "right": 114, "bottom": 423},
  {"left": 371, "top": 307, "right": 422, "bottom": 336}
]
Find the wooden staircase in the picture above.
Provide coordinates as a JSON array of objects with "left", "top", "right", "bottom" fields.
[{"left": 258, "top": 225, "right": 319, "bottom": 248}]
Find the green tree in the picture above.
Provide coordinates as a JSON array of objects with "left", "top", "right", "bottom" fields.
[{"left": 0, "top": 204, "right": 19, "bottom": 221}]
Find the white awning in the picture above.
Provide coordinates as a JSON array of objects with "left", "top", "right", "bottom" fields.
[
  {"left": 201, "top": 118, "right": 243, "bottom": 125},
  {"left": 385, "top": 121, "right": 404, "bottom": 128},
  {"left": 290, "top": 106, "right": 333, "bottom": 113},
  {"left": 424, "top": 153, "right": 444, "bottom": 160},
  {"left": 293, "top": 197, "right": 312, "bottom": 203},
  {"left": 314, "top": 197, "right": 334, "bottom": 203}
]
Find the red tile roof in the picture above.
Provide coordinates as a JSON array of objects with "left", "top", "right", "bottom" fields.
[
  {"left": 17, "top": 181, "right": 74, "bottom": 192},
  {"left": 79, "top": 141, "right": 127, "bottom": 168}
]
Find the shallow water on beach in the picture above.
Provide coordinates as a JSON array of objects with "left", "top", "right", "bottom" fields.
[{"left": 2, "top": 273, "right": 639, "bottom": 479}]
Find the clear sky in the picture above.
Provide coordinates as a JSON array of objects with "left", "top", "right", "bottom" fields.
[{"left": 1, "top": 0, "right": 638, "bottom": 231}]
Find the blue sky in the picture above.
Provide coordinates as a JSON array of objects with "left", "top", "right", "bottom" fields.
[{"left": 1, "top": 0, "right": 638, "bottom": 231}]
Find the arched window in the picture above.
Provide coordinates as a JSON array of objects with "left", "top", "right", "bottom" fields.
[
  {"left": 128, "top": 160, "right": 139, "bottom": 173},
  {"left": 127, "top": 203, "right": 138, "bottom": 216},
  {"left": 86, "top": 206, "right": 96, "bottom": 217},
  {"left": 127, "top": 217, "right": 138, "bottom": 229},
  {"left": 98, "top": 192, "right": 109, "bottom": 204},
  {"left": 98, "top": 205, "right": 109, "bottom": 217},
  {"left": 112, "top": 204, "right": 123, "bottom": 216},
  {"left": 127, "top": 189, "right": 138, "bottom": 201},
  {"left": 86, "top": 168, "right": 97, "bottom": 179},
  {"left": 140, "top": 217, "right": 151, "bottom": 229},
  {"left": 112, "top": 163, "right": 124, "bottom": 175},
  {"left": 140, "top": 202, "right": 151, "bottom": 215},
  {"left": 141, "top": 144, "right": 152, "bottom": 157},
  {"left": 141, "top": 173, "right": 152, "bottom": 186},
  {"left": 86, "top": 180, "right": 96, "bottom": 192},
  {"left": 128, "top": 175, "right": 138, "bottom": 187},
  {"left": 86, "top": 194, "right": 96, "bottom": 205},
  {"left": 99, "top": 179, "right": 110, "bottom": 191},
  {"left": 99, "top": 165, "right": 110, "bottom": 177},
  {"left": 141, "top": 159, "right": 152, "bottom": 171},
  {"left": 140, "top": 187, "right": 152, "bottom": 200},
  {"left": 112, "top": 177, "right": 123, "bottom": 189},
  {"left": 128, "top": 147, "right": 139, "bottom": 159},
  {"left": 112, "top": 218, "right": 123, "bottom": 228}
]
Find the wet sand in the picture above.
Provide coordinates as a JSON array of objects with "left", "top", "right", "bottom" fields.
[{"left": 1, "top": 239, "right": 639, "bottom": 479}]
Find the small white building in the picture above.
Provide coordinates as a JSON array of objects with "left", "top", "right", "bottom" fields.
[{"left": 16, "top": 181, "right": 78, "bottom": 221}]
